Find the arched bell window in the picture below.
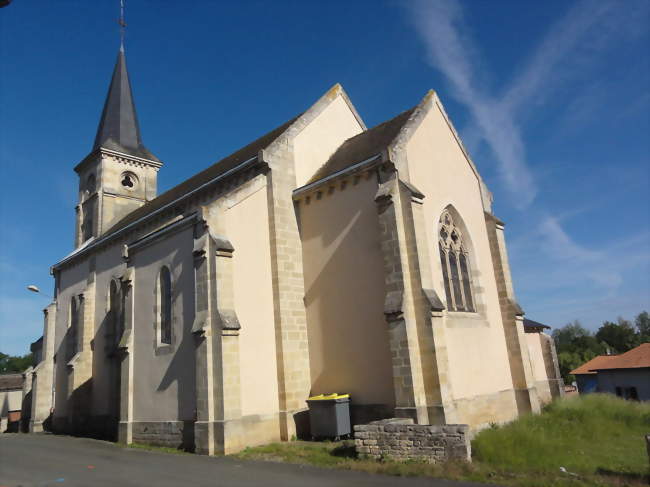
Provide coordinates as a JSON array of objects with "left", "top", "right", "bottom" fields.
[
  {"left": 438, "top": 210, "right": 475, "bottom": 312},
  {"left": 157, "top": 266, "right": 172, "bottom": 345}
]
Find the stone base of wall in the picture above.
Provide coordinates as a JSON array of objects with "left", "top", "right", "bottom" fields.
[
  {"left": 50, "top": 415, "right": 118, "bottom": 441},
  {"left": 535, "top": 380, "right": 552, "bottom": 406},
  {"left": 238, "top": 413, "right": 282, "bottom": 449},
  {"left": 87, "top": 415, "right": 118, "bottom": 441},
  {"left": 29, "top": 415, "right": 52, "bottom": 433},
  {"left": 51, "top": 415, "right": 67, "bottom": 434},
  {"left": 195, "top": 413, "right": 282, "bottom": 455},
  {"left": 350, "top": 404, "right": 395, "bottom": 426},
  {"left": 549, "top": 378, "right": 565, "bottom": 399},
  {"left": 132, "top": 421, "right": 195, "bottom": 451},
  {"left": 49, "top": 417, "right": 194, "bottom": 451},
  {"left": 354, "top": 418, "right": 471, "bottom": 463},
  {"left": 453, "top": 388, "right": 519, "bottom": 431}
]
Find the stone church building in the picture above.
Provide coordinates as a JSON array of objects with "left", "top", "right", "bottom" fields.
[{"left": 28, "top": 47, "right": 563, "bottom": 454}]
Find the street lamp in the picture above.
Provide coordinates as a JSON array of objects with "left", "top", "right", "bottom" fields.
[{"left": 27, "top": 285, "right": 52, "bottom": 299}]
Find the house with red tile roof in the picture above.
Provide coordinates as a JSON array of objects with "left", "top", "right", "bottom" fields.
[{"left": 571, "top": 343, "right": 650, "bottom": 400}]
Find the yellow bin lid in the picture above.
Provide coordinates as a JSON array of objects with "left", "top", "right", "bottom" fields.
[{"left": 307, "top": 393, "right": 350, "bottom": 401}]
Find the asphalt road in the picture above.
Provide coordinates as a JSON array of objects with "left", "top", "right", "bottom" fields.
[{"left": 0, "top": 434, "right": 494, "bottom": 487}]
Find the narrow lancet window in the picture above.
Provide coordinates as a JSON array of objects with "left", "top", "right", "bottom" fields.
[
  {"left": 439, "top": 243, "right": 452, "bottom": 308},
  {"left": 459, "top": 254, "right": 474, "bottom": 312},
  {"left": 158, "top": 267, "right": 172, "bottom": 345},
  {"left": 438, "top": 210, "right": 475, "bottom": 312},
  {"left": 67, "top": 297, "right": 80, "bottom": 360},
  {"left": 107, "top": 280, "right": 124, "bottom": 350}
]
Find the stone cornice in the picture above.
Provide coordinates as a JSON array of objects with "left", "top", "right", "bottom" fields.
[{"left": 74, "top": 146, "right": 163, "bottom": 173}]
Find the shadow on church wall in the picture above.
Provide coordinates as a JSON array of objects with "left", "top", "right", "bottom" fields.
[{"left": 300, "top": 179, "right": 396, "bottom": 426}]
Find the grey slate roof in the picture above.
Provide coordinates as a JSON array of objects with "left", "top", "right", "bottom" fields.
[
  {"left": 306, "top": 107, "right": 416, "bottom": 185},
  {"left": 0, "top": 373, "right": 23, "bottom": 391},
  {"left": 102, "top": 114, "right": 300, "bottom": 237},
  {"left": 523, "top": 318, "right": 551, "bottom": 332},
  {"left": 93, "top": 48, "right": 159, "bottom": 162}
]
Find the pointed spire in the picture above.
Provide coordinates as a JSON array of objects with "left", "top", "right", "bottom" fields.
[{"left": 93, "top": 49, "right": 158, "bottom": 161}]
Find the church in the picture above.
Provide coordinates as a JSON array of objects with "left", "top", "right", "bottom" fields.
[{"left": 27, "top": 45, "right": 563, "bottom": 454}]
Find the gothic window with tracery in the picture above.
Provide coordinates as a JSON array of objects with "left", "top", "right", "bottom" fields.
[{"left": 438, "top": 210, "right": 475, "bottom": 312}]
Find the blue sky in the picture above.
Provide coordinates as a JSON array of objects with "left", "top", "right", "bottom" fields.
[{"left": 1, "top": 0, "right": 648, "bottom": 356}]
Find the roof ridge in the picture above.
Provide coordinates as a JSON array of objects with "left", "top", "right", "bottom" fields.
[
  {"left": 105, "top": 115, "right": 300, "bottom": 234},
  {"left": 304, "top": 105, "right": 418, "bottom": 186}
]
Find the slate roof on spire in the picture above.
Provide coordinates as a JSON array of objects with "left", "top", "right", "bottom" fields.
[{"left": 93, "top": 49, "right": 159, "bottom": 162}]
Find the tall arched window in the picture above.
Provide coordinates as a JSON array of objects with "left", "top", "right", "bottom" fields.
[
  {"left": 107, "top": 280, "right": 124, "bottom": 351},
  {"left": 158, "top": 267, "right": 172, "bottom": 345},
  {"left": 438, "top": 210, "right": 475, "bottom": 312},
  {"left": 67, "top": 297, "right": 79, "bottom": 360}
]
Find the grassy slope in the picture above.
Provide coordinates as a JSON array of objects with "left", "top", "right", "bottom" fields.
[
  {"left": 234, "top": 395, "right": 650, "bottom": 486},
  {"left": 473, "top": 394, "right": 649, "bottom": 478}
]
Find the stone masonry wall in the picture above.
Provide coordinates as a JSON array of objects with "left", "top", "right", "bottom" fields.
[
  {"left": 132, "top": 421, "right": 195, "bottom": 451},
  {"left": 354, "top": 418, "right": 471, "bottom": 463}
]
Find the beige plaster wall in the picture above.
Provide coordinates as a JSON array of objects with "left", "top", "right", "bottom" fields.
[
  {"left": 540, "top": 333, "right": 561, "bottom": 385},
  {"left": 0, "top": 390, "right": 23, "bottom": 416},
  {"left": 299, "top": 174, "right": 395, "bottom": 407},
  {"left": 453, "top": 389, "right": 518, "bottom": 429},
  {"left": 130, "top": 225, "right": 196, "bottom": 422},
  {"left": 293, "top": 95, "right": 364, "bottom": 188},
  {"left": 52, "top": 258, "right": 92, "bottom": 418},
  {"left": 90, "top": 244, "right": 127, "bottom": 417},
  {"left": 527, "top": 332, "right": 561, "bottom": 404},
  {"left": 405, "top": 102, "right": 515, "bottom": 409},
  {"left": 225, "top": 184, "right": 279, "bottom": 417},
  {"left": 526, "top": 333, "right": 548, "bottom": 383}
]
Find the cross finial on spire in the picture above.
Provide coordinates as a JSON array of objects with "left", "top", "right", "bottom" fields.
[{"left": 118, "top": 0, "right": 126, "bottom": 52}]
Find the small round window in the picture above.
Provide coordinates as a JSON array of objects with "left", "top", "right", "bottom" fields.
[{"left": 120, "top": 172, "right": 139, "bottom": 190}]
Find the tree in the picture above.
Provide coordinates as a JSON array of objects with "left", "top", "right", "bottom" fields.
[
  {"left": 548, "top": 312, "right": 649, "bottom": 383},
  {"left": 635, "top": 311, "right": 650, "bottom": 342},
  {"left": 553, "top": 320, "right": 592, "bottom": 352},
  {"left": 552, "top": 321, "right": 606, "bottom": 383},
  {"left": 595, "top": 318, "right": 639, "bottom": 354},
  {"left": 0, "top": 352, "right": 34, "bottom": 373}
]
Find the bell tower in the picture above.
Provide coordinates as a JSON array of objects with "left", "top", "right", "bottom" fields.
[{"left": 73, "top": 46, "right": 161, "bottom": 248}]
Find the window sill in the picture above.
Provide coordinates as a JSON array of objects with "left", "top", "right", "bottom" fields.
[
  {"left": 445, "top": 311, "right": 489, "bottom": 328},
  {"left": 154, "top": 343, "right": 173, "bottom": 356},
  {"left": 66, "top": 352, "right": 82, "bottom": 368},
  {"left": 447, "top": 310, "right": 479, "bottom": 317}
]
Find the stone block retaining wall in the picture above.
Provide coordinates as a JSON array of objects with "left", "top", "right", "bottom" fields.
[
  {"left": 354, "top": 418, "right": 471, "bottom": 462},
  {"left": 132, "top": 421, "right": 195, "bottom": 451}
]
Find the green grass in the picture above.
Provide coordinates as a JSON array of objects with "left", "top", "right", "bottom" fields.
[
  {"left": 473, "top": 393, "right": 649, "bottom": 478},
  {"left": 127, "top": 442, "right": 193, "bottom": 455},
  {"left": 234, "top": 394, "right": 650, "bottom": 486}
]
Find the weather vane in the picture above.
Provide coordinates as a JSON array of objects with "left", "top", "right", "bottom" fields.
[{"left": 118, "top": 0, "right": 126, "bottom": 51}]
